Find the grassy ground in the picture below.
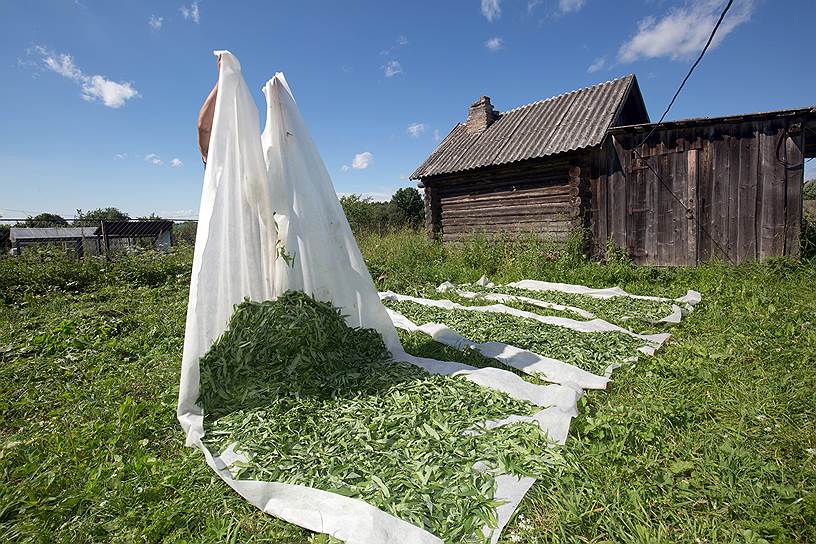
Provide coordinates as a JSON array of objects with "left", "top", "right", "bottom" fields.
[{"left": 1, "top": 232, "right": 815, "bottom": 543}]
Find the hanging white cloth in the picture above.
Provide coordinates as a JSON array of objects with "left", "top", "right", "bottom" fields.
[{"left": 177, "top": 50, "right": 581, "bottom": 544}]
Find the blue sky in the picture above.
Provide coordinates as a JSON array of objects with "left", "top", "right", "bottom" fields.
[{"left": 1, "top": 0, "right": 814, "bottom": 220}]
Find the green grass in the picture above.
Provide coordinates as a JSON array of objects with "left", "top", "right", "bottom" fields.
[{"left": 1, "top": 234, "right": 815, "bottom": 543}]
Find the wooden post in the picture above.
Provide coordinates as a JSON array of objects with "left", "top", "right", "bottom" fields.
[
  {"left": 568, "top": 165, "right": 582, "bottom": 230},
  {"left": 100, "top": 221, "right": 110, "bottom": 260},
  {"left": 424, "top": 185, "right": 442, "bottom": 240},
  {"left": 783, "top": 124, "right": 804, "bottom": 256},
  {"left": 687, "top": 149, "right": 698, "bottom": 265}
]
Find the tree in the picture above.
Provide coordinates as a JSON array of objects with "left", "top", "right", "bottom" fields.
[
  {"left": 174, "top": 221, "right": 198, "bottom": 245},
  {"left": 0, "top": 224, "right": 9, "bottom": 253},
  {"left": 389, "top": 187, "right": 424, "bottom": 227},
  {"left": 73, "top": 208, "right": 130, "bottom": 226},
  {"left": 804, "top": 179, "right": 816, "bottom": 200},
  {"left": 20, "top": 213, "right": 69, "bottom": 227},
  {"left": 339, "top": 188, "right": 426, "bottom": 233},
  {"left": 339, "top": 194, "right": 389, "bottom": 233}
]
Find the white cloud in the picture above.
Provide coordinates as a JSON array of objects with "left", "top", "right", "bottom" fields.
[
  {"left": 587, "top": 56, "right": 606, "bottom": 73},
  {"left": 433, "top": 129, "right": 441, "bottom": 142},
  {"left": 380, "top": 36, "right": 409, "bottom": 57},
  {"left": 157, "top": 209, "right": 196, "bottom": 218},
  {"left": 558, "top": 0, "right": 586, "bottom": 14},
  {"left": 114, "top": 153, "right": 127, "bottom": 160},
  {"left": 340, "top": 164, "right": 350, "bottom": 172},
  {"left": 40, "top": 49, "right": 82, "bottom": 79},
  {"left": 481, "top": 0, "right": 501, "bottom": 22},
  {"left": 337, "top": 190, "right": 394, "bottom": 202},
  {"left": 527, "top": 0, "right": 542, "bottom": 14},
  {"left": 32, "top": 46, "right": 139, "bottom": 108},
  {"left": 81, "top": 75, "right": 139, "bottom": 108},
  {"left": 145, "top": 153, "right": 163, "bottom": 166},
  {"left": 618, "top": 0, "right": 754, "bottom": 63},
  {"left": 384, "top": 60, "right": 402, "bottom": 77},
  {"left": 180, "top": 1, "right": 200, "bottom": 24},
  {"left": 407, "top": 123, "right": 427, "bottom": 138},
  {"left": 148, "top": 15, "right": 163, "bottom": 30},
  {"left": 351, "top": 152, "right": 373, "bottom": 170},
  {"left": 485, "top": 37, "right": 503, "bottom": 51},
  {"left": 170, "top": 158, "right": 184, "bottom": 168}
]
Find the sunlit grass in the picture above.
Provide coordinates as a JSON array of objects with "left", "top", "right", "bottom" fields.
[{"left": 1, "top": 235, "right": 814, "bottom": 542}]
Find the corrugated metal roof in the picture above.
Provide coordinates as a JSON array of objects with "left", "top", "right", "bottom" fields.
[
  {"left": 10, "top": 227, "right": 94, "bottom": 241},
  {"left": 92, "top": 220, "right": 174, "bottom": 237},
  {"left": 608, "top": 106, "right": 816, "bottom": 132},
  {"left": 411, "top": 74, "right": 637, "bottom": 179}
]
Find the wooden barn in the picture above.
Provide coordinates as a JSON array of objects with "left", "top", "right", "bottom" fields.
[{"left": 411, "top": 74, "right": 816, "bottom": 265}]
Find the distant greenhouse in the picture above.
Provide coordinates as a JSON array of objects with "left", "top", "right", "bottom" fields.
[
  {"left": 9, "top": 220, "right": 175, "bottom": 257},
  {"left": 10, "top": 227, "right": 99, "bottom": 257}
]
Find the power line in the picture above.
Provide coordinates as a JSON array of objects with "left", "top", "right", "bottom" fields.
[
  {"left": 636, "top": 0, "right": 735, "bottom": 150},
  {"left": 630, "top": 0, "right": 737, "bottom": 265}
]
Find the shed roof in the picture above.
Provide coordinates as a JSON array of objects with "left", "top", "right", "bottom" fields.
[
  {"left": 411, "top": 74, "right": 644, "bottom": 179},
  {"left": 609, "top": 106, "right": 816, "bottom": 133},
  {"left": 92, "top": 220, "right": 174, "bottom": 237},
  {"left": 10, "top": 227, "right": 94, "bottom": 242}
]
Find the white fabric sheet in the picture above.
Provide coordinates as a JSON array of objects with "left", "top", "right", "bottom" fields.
[{"left": 177, "top": 50, "right": 577, "bottom": 544}]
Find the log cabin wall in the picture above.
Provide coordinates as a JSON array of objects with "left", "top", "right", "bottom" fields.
[
  {"left": 592, "top": 117, "right": 807, "bottom": 266},
  {"left": 422, "top": 153, "right": 591, "bottom": 243}
]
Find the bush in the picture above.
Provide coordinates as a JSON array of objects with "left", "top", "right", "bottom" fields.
[
  {"left": 340, "top": 187, "right": 424, "bottom": 235},
  {"left": 803, "top": 179, "right": 816, "bottom": 200},
  {"left": 18, "top": 213, "right": 69, "bottom": 227},
  {"left": 802, "top": 215, "right": 816, "bottom": 260},
  {"left": 0, "top": 245, "right": 193, "bottom": 303},
  {"left": 0, "top": 224, "right": 9, "bottom": 253}
]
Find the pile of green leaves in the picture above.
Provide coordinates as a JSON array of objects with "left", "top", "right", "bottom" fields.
[
  {"left": 383, "top": 300, "right": 644, "bottom": 376},
  {"left": 470, "top": 285, "right": 677, "bottom": 327},
  {"left": 198, "top": 291, "right": 560, "bottom": 543}
]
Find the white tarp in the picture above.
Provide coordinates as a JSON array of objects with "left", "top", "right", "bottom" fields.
[
  {"left": 379, "top": 292, "right": 670, "bottom": 346},
  {"left": 177, "top": 51, "right": 579, "bottom": 544},
  {"left": 507, "top": 279, "right": 701, "bottom": 324},
  {"left": 438, "top": 277, "right": 701, "bottom": 324}
]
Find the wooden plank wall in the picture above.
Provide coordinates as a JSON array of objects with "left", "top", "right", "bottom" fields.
[
  {"left": 422, "top": 156, "right": 585, "bottom": 243},
  {"left": 592, "top": 118, "right": 806, "bottom": 265}
]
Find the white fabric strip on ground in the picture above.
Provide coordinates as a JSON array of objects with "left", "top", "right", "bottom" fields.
[
  {"left": 486, "top": 474, "right": 537, "bottom": 544},
  {"left": 441, "top": 277, "right": 702, "bottom": 325},
  {"left": 509, "top": 279, "right": 701, "bottom": 304},
  {"left": 508, "top": 279, "right": 702, "bottom": 323},
  {"left": 380, "top": 291, "right": 671, "bottom": 347},
  {"left": 386, "top": 307, "right": 609, "bottom": 390},
  {"left": 394, "top": 350, "right": 583, "bottom": 415},
  {"left": 442, "top": 285, "right": 598, "bottom": 320}
]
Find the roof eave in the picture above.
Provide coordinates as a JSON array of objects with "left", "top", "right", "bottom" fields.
[{"left": 609, "top": 106, "right": 816, "bottom": 133}]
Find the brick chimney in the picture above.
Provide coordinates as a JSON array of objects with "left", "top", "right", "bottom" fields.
[{"left": 465, "top": 96, "right": 498, "bottom": 134}]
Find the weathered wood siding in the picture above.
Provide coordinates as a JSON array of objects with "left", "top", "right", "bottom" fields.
[
  {"left": 593, "top": 118, "right": 806, "bottom": 265},
  {"left": 422, "top": 155, "right": 588, "bottom": 243}
]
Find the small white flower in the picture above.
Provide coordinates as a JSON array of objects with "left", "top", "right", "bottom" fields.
[
  {"left": 807, "top": 448, "right": 815, "bottom": 454},
  {"left": 764, "top": 427, "right": 772, "bottom": 432}
]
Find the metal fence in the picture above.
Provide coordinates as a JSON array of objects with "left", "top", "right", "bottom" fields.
[{"left": 1, "top": 218, "right": 199, "bottom": 257}]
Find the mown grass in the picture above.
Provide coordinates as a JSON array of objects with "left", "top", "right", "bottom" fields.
[{"left": 1, "top": 232, "right": 815, "bottom": 543}]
